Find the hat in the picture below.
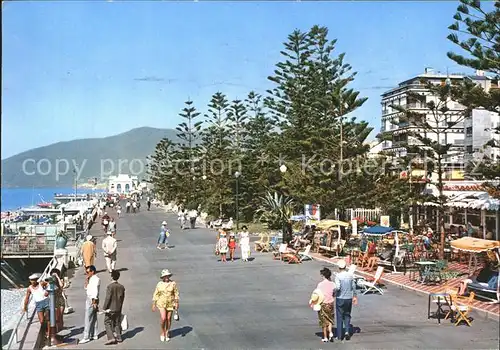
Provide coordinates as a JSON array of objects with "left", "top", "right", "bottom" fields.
[
  {"left": 220, "top": 232, "right": 227, "bottom": 236},
  {"left": 337, "top": 259, "right": 347, "bottom": 269},
  {"left": 230, "top": 232, "right": 235, "bottom": 237},
  {"left": 106, "top": 231, "right": 112, "bottom": 235},
  {"left": 29, "top": 273, "right": 41, "bottom": 280},
  {"left": 162, "top": 221, "right": 167, "bottom": 225},
  {"left": 309, "top": 289, "right": 324, "bottom": 311},
  {"left": 86, "top": 235, "right": 93, "bottom": 241},
  {"left": 160, "top": 269, "right": 172, "bottom": 278}
]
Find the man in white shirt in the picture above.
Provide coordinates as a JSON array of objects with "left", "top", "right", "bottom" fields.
[
  {"left": 102, "top": 231, "right": 118, "bottom": 273},
  {"left": 188, "top": 209, "right": 198, "bottom": 229},
  {"left": 81, "top": 265, "right": 101, "bottom": 343}
]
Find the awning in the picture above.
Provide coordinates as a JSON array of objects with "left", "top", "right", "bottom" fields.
[
  {"left": 450, "top": 237, "right": 500, "bottom": 253},
  {"left": 363, "top": 225, "right": 395, "bottom": 235},
  {"left": 316, "top": 220, "right": 350, "bottom": 229}
]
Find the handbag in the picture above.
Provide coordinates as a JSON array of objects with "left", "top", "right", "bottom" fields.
[
  {"left": 173, "top": 310, "right": 180, "bottom": 321},
  {"left": 120, "top": 314, "right": 128, "bottom": 331}
]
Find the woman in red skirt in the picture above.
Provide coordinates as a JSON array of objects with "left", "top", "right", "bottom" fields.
[{"left": 228, "top": 232, "right": 237, "bottom": 261}]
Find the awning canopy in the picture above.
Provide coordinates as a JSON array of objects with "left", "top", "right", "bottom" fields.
[
  {"left": 316, "top": 220, "right": 350, "bottom": 229},
  {"left": 363, "top": 225, "right": 395, "bottom": 235},
  {"left": 450, "top": 237, "right": 500, "bottom": 253},
  {"left": 290, "top": 215, "right": 306, "bottom": 221}
]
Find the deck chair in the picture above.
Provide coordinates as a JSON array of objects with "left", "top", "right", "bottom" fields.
[
  {"left": 298, "top": 245, "right": 313, "bottom": 261},
  {"left": 450, "top": 292, "right": 475, "bottom": 326},
  {"left": 273, "top": 244, "right": 288, "bottom": 260},
  {"left": 357, "top": 266, "right": 385, "bottom": 295}
]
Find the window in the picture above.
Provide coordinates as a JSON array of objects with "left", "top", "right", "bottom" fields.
[
  {"left": 465, "top": 126, "right": 473, "bottom": 135},
  {"left": 466, "top": 145, "right": 473, "bottom": 153}
]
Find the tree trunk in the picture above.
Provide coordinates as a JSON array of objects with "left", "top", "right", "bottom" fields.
[{"left": 437, "top": 155, "right": 445, "bottom": 259}]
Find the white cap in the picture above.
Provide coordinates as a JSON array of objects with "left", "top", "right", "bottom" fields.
[
  {"left": 29, "top": 273, "right": 41, "bottom": 280},
  {"left": 106, "top": 231, "right": 112, "bottom": 235},
  {"left": 162, "top": 221, "right": 167, "bottom": 225},
  {"left": 337, "top": 260, "right": 347, "bottom": 269},
  {"left": 86, "top": 235, "right": 93, "bottom": 241}
]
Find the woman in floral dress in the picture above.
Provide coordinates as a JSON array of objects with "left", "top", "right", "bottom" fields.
[
  {"left": 152, "top": 269, "right": 180, "bottom": 342},
  {"left": 217, "top": 232, "right": 228, "bottom": 262}
]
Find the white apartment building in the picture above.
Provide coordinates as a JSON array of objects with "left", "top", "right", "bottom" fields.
[
  {"left": 380, "top": 68, "right": 497, "bottom": 179},
  {"left": 464, "top": 108, "right": 500, "bottom": 163}
]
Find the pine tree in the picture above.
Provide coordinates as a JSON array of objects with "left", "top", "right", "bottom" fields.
[
  {"left": 146, "top": 138, "right": 175, "bottom": 201},
  {"left": 201, "top": 92, "right": 233, "bottom": 217},
  {"left": 174, "top": 100, "right": 203, "bottom": 206}
]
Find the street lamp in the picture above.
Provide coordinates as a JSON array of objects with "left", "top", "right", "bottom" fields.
[
  {"left": 73, "top": 169, "right": 78, "bottom": 201},
  {"left": 234, "top": 171, "right": 241, "bottom": 230}
]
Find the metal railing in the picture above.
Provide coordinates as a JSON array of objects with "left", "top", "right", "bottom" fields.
[
  {"left": 1, "top": 236, "right": 56, "bottom": 257},
  {"left": 3, "top": 257, "right": 58, "bottom": 350}
]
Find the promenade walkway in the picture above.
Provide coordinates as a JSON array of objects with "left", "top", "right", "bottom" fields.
[{"left": 57, "top": 205, "right": 499, "bottom": 349}]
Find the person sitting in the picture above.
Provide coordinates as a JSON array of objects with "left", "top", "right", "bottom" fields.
[{"left": 458, "top": 261, "right": 498, "bottom": 295}]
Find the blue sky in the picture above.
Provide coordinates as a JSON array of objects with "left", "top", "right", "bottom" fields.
[{"left": 2, "top": 1, "right": 474, "bottom": 159}]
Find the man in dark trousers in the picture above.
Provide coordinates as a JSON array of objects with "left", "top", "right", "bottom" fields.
[
  {"left": 334, "top": 259, "right": 358, "bottom": 341},
  {"left": 103, "top": 270, "right": 125, "bottom": 345}
]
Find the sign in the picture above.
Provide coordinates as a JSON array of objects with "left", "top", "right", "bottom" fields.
[
  {"left": 380, "top": 216, "right": 390, "bottom": 227},
  {"left": 350, "top": 219, "right": 358, "bottom": 235},
  {"left": 304, "top": 204, "right": 320, "bottom": 223}
]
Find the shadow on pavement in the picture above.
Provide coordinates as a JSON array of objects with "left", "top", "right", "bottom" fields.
[
  {"left": 122, "top": 326, "right": 144, "bottom": 340},
  {"left": 170, "top": 326, "right": 193, "bottom": 338}
]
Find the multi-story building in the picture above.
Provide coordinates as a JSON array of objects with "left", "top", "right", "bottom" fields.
[
  {"left": 464, "top": 108, "right": 500, "bottom": 163},
  {"left": 379, "top": 68, "right": 497, "bottom": 179}
]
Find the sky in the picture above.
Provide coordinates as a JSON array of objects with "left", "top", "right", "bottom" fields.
[{"left": 2, "top": 0, "right": 476, "bottom": 159}]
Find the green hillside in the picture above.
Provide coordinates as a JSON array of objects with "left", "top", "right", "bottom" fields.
[{"left": 1, "top": 127, "right": 178, "bottom": 188}]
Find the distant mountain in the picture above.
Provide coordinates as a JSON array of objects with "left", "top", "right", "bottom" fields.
[{"left": 1, "top": 127, "right": 179, "bottom": 188}]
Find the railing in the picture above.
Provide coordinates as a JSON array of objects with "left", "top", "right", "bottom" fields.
[
  {"left": 3, "top": 256, "right": 58, "bottom": 350},
  {"left": 1, "top": 235, "right": 55, "bottom": 257}
]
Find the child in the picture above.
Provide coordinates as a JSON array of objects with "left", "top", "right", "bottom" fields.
[
  {"left": 217, "top": 232, "right": 228, "bottom": 262},
  {"left": 228, "top": 232, "right": 237, "bottom": 261}
]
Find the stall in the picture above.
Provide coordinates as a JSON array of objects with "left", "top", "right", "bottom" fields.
[{"left": 316, "top": 220, "right": 350, "bottom": 257}]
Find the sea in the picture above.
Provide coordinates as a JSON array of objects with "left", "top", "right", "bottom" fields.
[{"left": 0, "top": 187, "right": 106, "bottom": 212}]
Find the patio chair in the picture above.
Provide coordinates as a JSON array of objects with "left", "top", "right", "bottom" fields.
[
  {"left": 273, "top": 244, "right": 288, "bottom": 260},
  {"left": 298, "top": 245, "right": 313, "bottom": 262},
  {"left": 254, "top": 233, "right": 269, "bottom": 252},
  {"left": 450, "top": 292, "right": 475, "bottom": 326},
  {"left": 357, "top": 266, "right": 385, "bottom": 295}
]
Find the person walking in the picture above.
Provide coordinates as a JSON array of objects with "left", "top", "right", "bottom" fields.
[
  {"left": 240, "top": 226, "right": 250, "bottom": 262},
  {"left": 126, "top": 201, "right": 131, "bottom": 214},
  {"left": 116, "top": 204, "right": 122, "bottom": 218},
  {"left": 217, "top": 232, "right": 228, "bottom": 262},
  {"left": 334, "top": 260, "right": 357, "bottom": 341},
  {"left": 80, "top": 265, "right": 100, "bottom": 344},
  {"left": 315, "top": 267, "right": 336, "bottom": 342},
  {"left": 147, "top": 198, "right": 152, "bottom": 211},
  {"left": 108, "top": 218, "right": 117, "bottom": 237},
  {"left": 157, "top": 221, "right": 170, "bottom": 250},
  {"left": 23, "top": 273, "right": 49, "bottom": 338},
  {"left": 152, "top": 269, "right": 179, "bottom": 342},
  {"left": 228, "top": 232, "right": 237, "bottom": 261},
  {"left": 50, "top": 268, "right": 67, "bottom": 332},
  {"left": 102, "top": 231, "right": 118, "bottom": 273},
  {"left": 102, "top": 270, "right": 125, "bottom": 345},
  {"left": 81, "top": 235, "right": 96, "bottom": 270}
]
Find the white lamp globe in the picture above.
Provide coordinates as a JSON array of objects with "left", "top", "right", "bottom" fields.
[{"left": 280, "top": 165, "right": 287, "bottom": 173}]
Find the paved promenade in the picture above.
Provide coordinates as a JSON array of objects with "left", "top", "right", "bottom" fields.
[{"left": 58, "top": 205, "right": 499, "bottom": 349}]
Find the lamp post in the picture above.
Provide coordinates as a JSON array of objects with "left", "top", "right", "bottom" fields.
[
  {"left": 234, "top": 171, "right": 241, "bottom": 231},
  {"left": 73, "top": 169, "right": 78, "bottom": 201},
  {"left": 46, "top": 277, "right": 61, "bottom": 346}
]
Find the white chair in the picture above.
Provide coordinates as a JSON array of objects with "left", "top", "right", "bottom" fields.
[
  {"left": 298, "top": 245, "right": 313, "bottom": 261},
  {"left": 357, "top": 266, "right": 385, "bottom": 295}
]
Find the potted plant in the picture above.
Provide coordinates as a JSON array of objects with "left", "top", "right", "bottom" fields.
[{"left": 55, "top": 231, "right": 69, "bottom": 249}]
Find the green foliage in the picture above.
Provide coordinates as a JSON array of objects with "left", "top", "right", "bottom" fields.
[
  {"left": 446, "top": 0, "right": 500, "bottom": 76},
  {"left": 255, "top": 192, "right": 295, "bottom": 230}
]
